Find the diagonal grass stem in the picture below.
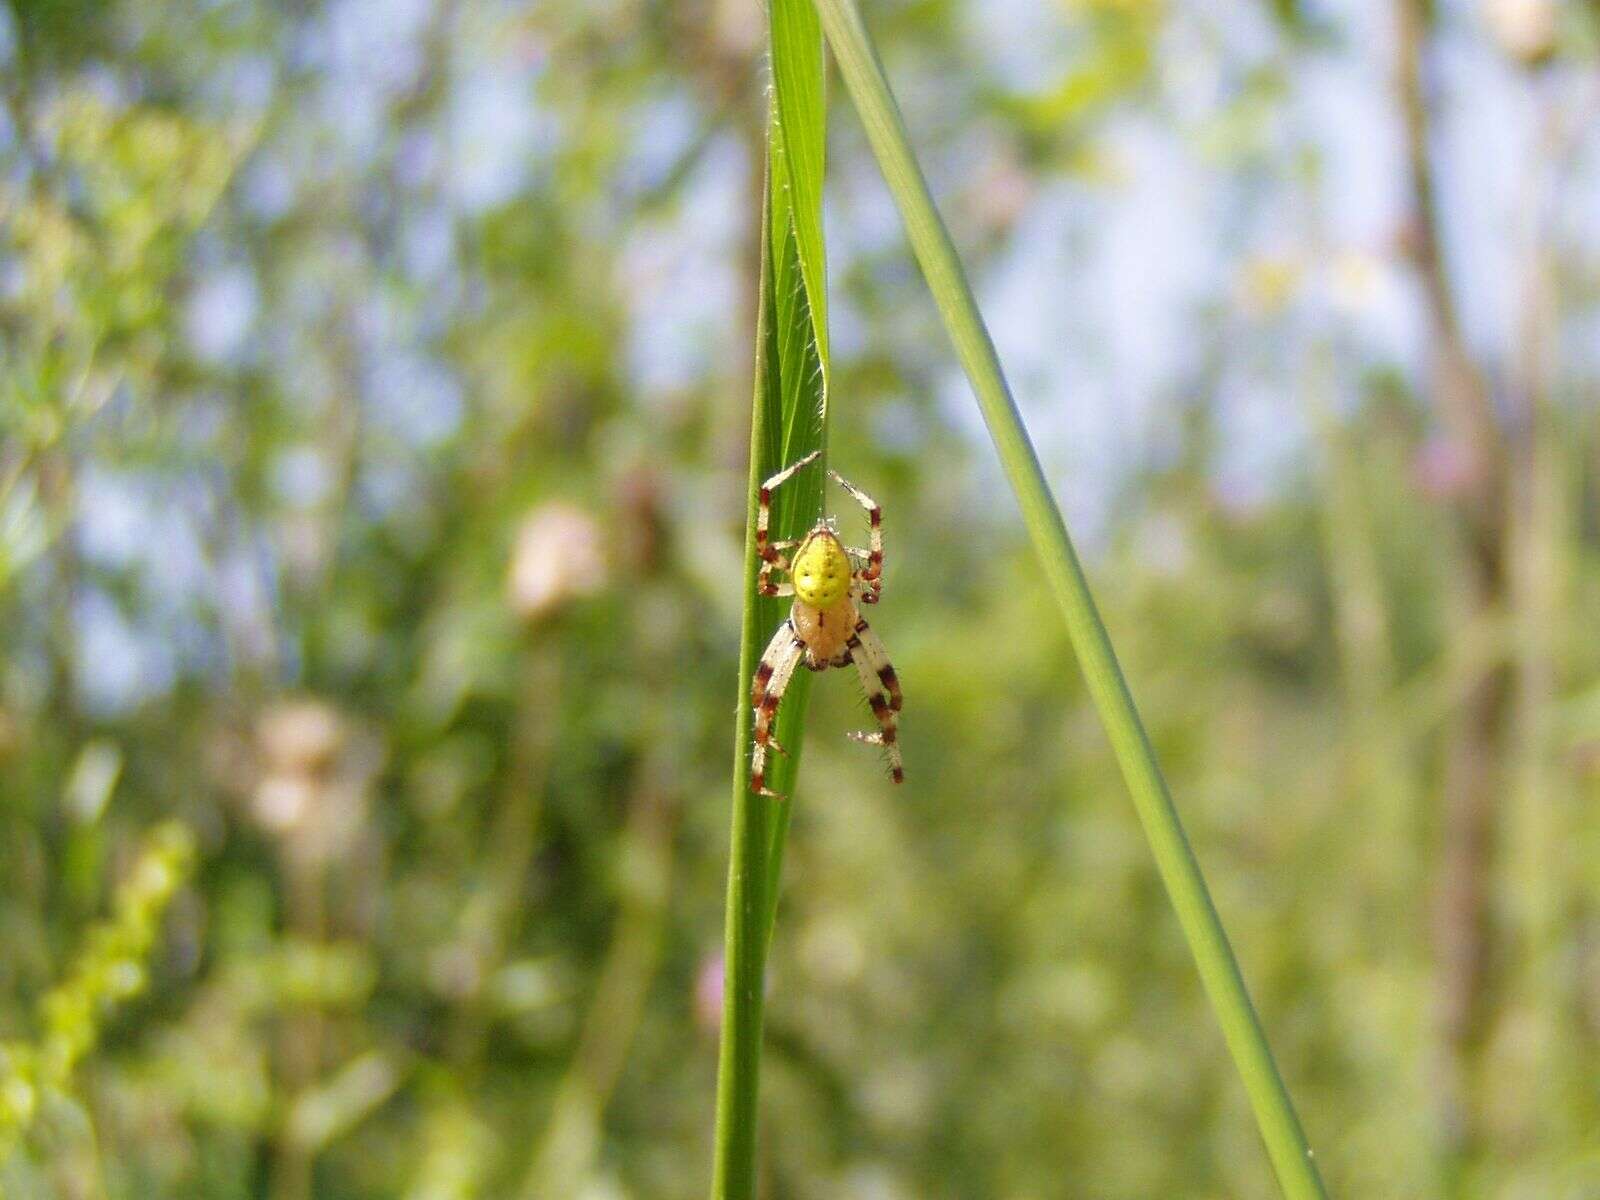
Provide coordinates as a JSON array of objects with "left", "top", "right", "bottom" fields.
[{"left": 810, "top": 1, "right": 1332, "bottom": 1195}]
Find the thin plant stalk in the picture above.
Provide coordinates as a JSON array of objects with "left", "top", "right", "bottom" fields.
[
  {"left": 713, "top": 5, "right": 831, "bottom": 1194},
  {"left": 711, "top": 221, "right": 775, "bottom": 1200},
  {"left": 811, "top": 1, "right": 1331, "bottom": 1195},
  {"left": 713, "top": 163, "right": 827, "bottom": 1200}
]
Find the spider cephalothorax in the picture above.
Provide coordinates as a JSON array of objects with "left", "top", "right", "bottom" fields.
[{"left": 749, "top": 451, "right": 903, "bottom": 798}]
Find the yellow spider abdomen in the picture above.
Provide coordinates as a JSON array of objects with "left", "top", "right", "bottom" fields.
[{"left": 792, "top": 529, "right": 850, "bottom": 609}]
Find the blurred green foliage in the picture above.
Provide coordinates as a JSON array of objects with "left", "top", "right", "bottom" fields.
[
  {"left": 1, "top": 0, "right": 1599, "bottom": 1198},
  {"left": 0, "top": 822, "right": 193, "bottom": 1165}
]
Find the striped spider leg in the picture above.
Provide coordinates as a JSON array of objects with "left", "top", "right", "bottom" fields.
[
  {"left": 748, "top": 452, "right": 904, "bottom": 798},
  {"left": 826, "top": 468, "right": 885, "bottom": 604},
  {"left": 839, "top": 614, "right": 903, "bottom": 783},
  {"left": 755, "top": 449, "right": 820, "bottom": 597},
  {"left": 750, "top": 619, "right": 804, "bottom": 797}
]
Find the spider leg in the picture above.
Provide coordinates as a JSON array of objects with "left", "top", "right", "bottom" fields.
[
  {"left": 842, "top": 617, "right": 904, "bottom": 784},
  {"left": 843, "top": 548, "right": 877, "bottom": 604},
  {"left": 750, "top": 620, "right": 794, "bottom": 710},
  {"left": 758, "top": 539, "right": 799, "bottom": 597},
  {"left": 848, "top": 615, "right": 902, "bottom": 712},
  {"left": 827, "top": 469, "right": 884, "bottom": 603},
  {"left": 757, "top": 451, "right": 822, "bottom": 570},
  {"left": 751, "top": 620, "right": 806, "bottom": 798}
]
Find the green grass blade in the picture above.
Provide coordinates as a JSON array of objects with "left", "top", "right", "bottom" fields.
[
  {"left": 768, "top": 0, "right": 830, "bottom": 381},
  {"left": 811, "top": 2, "right": 1332, "bottom": 1196},
  {"left": 712, "top": 5, "right": 831, "bottom": 1196}
]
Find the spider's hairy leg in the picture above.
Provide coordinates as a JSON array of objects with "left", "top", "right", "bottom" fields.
[
  {"left": 847, "top": 726, "right": 903, "bottom": 785},
  {"left": 756, "top": 450, "right": 822, "bottom": 568},
  {"left": 751, "top": 620, "right": 805, "bottom": 797},
  {"left": 750, "top": 620, "right": 794, "bottom": 710},
  {"left": 849, "top": 616, "right": 902, "bottom": 712},
  {"left": 827, "top": 468, "right": 884, "bottom": 603},
  {"left": 842, "top": 617, "right": 904, "bottom": 784},
  {"left": 758, "top": 539, "right": 798, "bottom": 597}
]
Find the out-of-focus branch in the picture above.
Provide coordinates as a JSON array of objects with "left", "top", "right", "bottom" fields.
[
  {"left": 1498, "top": 71, "right": 1596, "bottom": 1158},
  {"left": 1391, "top": 0, "right": 1511, "bottom": 1186},
  {"left": 1305, "top": 351, "right": 1416, "bottom": 902},
  {"left": 520, "top": 765, "right": 677, "bottom": 1199},
  {"left": 1394, "top": 0, "right": 1504, "bottom": 520},
  {"left": 443, "top": 646, "right": 559, "bottom": 1065}
]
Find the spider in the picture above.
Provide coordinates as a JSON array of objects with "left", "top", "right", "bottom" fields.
[{"left": 749, "top": 450, "right": 903, "bottom": 798}]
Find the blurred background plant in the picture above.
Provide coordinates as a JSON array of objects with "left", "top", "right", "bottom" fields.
[{"left": 1, "top": 0, "right": 1599, "bottom": 1197}]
